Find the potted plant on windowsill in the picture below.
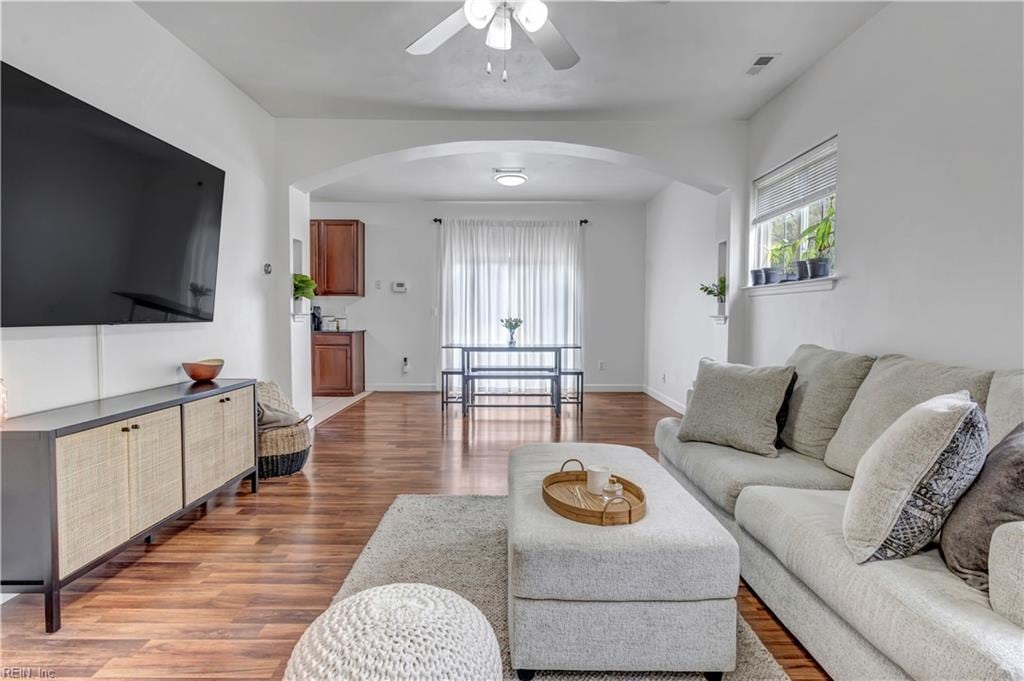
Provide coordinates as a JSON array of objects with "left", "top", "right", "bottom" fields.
[
  {"left": 293, "top": 273, "right": 317, "bottom": 314},
  {"left": 762, "top": 243, "right": 787, "bottom": 284},
  {"left": 699, "top": 276, "right": 727, "bottom": 316},
  {"left": 807, "top": 205, "right": 835, "bottom": 278}
]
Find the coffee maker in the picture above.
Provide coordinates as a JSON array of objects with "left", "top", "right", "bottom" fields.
[{"left": 311, "top": 305, "right": 323, "bottom": 331}]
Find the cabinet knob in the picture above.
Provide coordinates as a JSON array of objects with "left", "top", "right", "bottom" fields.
[
  {"left": 219, "top": 398, "right": 225, "bottom": 403},
  {"left": 121, "top": 426, "right": 130, "bottom": 433},
  {"left": 224, "top": 396, "right": 232, "bottom": 402},
  {"left": 131, "top": 424, "right": 140, "bottom": 430}
]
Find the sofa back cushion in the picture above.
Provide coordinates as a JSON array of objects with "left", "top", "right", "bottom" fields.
[
  {"left": 985, "top": 369, "right": 1023, "bottom": 452},
  {"left": 824, "top": 354, "right": 993, "bottom": 476},
  {"left": 781, "top": 345, "right": 876, "bottom": 459},
  {"left": 677, "top": 358, "right": 795, "bottom": 457}
]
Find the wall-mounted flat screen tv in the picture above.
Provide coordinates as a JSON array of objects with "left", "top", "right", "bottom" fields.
[{"left": 1, "top": 62, "right": 226, "bottom": 327}]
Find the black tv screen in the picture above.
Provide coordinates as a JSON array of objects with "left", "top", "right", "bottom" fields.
[{"left": 1, "top": 62, "right": 225, "bottom": 327}]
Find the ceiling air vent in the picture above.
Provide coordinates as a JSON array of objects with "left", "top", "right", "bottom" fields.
[{"left": 746, "top": 54, "right": 779, "bottom": 76}]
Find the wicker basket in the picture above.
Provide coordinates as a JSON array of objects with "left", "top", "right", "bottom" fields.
[{"left": 256, "top": 381, "right": 312, "bottom": 479}]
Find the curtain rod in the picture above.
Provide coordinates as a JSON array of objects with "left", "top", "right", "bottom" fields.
[{"left": 432, "top": 218, "right": 589, "bottom": 225}]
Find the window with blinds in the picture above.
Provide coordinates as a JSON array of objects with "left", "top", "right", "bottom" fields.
[{"left": 750, "top": 137, "right": 838, "bottom": 281}]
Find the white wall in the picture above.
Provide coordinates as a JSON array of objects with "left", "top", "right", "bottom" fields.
[
  {"left": 310, "top": 201, "right": 647, "bottom": 391},
  {"left": 1, "top": 3, "right": 279, "bottom": 416},
  {"left": 277, "top": 121, "right": 749, "bottom": 410},
  {"left": 644, "top": 183, "right": 720, "bottom": 412},
  {"left": 744, "top": 2, "right": 1023, "bottom": 370}
]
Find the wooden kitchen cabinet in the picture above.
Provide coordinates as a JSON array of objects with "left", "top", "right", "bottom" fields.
[
  {"left": 127, "top": 407, "right": 183, "bottom": 535},
  {"left": 310, "top": 219, "right": 364, "bottom": 296},
  {"left": 312, "top": 331, "right": 365, "bottom": 396}
]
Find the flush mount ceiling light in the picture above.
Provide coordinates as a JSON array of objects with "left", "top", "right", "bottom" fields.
[{"left": 494, "top": 168, "right": 528, "bottom": 187}]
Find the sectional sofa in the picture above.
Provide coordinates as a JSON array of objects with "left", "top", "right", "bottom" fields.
[{"left": 655, "top": 348, "right": 1024, "bottom": 680}]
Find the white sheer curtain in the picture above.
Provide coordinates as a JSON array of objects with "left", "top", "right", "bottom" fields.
[{"left": 439, "top": 218, "right": 583, "bottom": 393}]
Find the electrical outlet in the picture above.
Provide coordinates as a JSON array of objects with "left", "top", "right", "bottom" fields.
[
  {"left": 598, "top": 360, "right": 607, "bottom": 371},
  {"left": 661, "top": 373, "right": 667, "bottom": 384},
  {"left": 374, "top": 280, "right": 382, "bottom": 290}
]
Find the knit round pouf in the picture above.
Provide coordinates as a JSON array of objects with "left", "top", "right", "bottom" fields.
[{"left": 284, "top": 583, "right": 502, "bottom": 681}]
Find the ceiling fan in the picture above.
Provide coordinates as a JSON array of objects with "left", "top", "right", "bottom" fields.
[{"left": 406, "top": 0, "right": 580, "bottom": 71}]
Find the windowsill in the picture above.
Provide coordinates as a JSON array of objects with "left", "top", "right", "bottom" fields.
[{"left": 743, "top": 275, "right": 839, "bottom": 297}]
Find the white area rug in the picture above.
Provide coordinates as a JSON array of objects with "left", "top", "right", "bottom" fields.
[{"left": 335, "top": 495, "right": 790, "bottom": 680}]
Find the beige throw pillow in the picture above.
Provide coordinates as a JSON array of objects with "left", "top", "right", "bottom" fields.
[
  {"left": 677, "top": 358, "right": 796, "bottom": 457},
  {"left": 781, "top": 345, "right": 876, "bottom": 459},
  {"left": 843, "top": 391, "right": 989, "bottom": 563}
]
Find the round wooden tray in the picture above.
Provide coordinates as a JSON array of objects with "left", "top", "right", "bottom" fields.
[{"left": 542, "top": 459, "right": 646, "bottom": 526}]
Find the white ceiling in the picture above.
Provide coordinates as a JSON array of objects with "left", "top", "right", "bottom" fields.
[
  {"left": 139, "top": 1, "right": 884, "bottom": 120},
  {"left": 310, "top": 150, "right": 673, "bottom": 202}
]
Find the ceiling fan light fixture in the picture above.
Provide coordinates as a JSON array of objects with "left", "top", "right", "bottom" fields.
[
  {"left": 484, "top": 7, "right": 512, "bottom": 50},
  {"left": 514, "top": 0, "right": 548, "bottom": 33},
  {"left": 494, "top": 168, "right": 528, "bottom": 187},
  {"left": 463, "top": 0, "right": 497, "bottom": 29}
]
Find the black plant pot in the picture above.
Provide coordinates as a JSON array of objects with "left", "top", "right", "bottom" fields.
[
  {"left": 784, "top": 271, "right": 799, "bottom": 282},
  {"left": 795, "top": 260, "right": 811, "bottom": 280},
  {"left": 762, "top": 267, "right": 785, "bottom": 284},
  {"left": 750, "top": 268, "right": 765, "bottom": 286},
  {"left": 808, "top": 257, "right": 831, "bottom": 278}
]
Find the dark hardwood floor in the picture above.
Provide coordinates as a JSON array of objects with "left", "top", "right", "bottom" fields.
[{"left": 1, "top": 392, "right": 827, "bottom": 680}]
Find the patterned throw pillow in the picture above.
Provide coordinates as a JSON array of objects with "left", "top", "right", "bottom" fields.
[{"left": 843, "top": 391, "right": 989, "bottom": 563}]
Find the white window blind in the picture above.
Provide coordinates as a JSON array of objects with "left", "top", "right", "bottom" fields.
[{"left": 752, "top": 137, "right": 838, "bottom": 225}]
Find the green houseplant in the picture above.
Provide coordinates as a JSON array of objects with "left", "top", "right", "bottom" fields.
[
  {"left": 500, "top": 317, "right": 523, "bottom": 346},
  {"left": 293, "top": 273, "right": 317, "bottom": 300},
  {"left": 808, "top": 205, "right": 835, "bottom": 278},
  {"left": 698, "top": 276, "right": 727, "bottom": 303},
  {"left": 699, "top": 276, "right": 727, "bottom": 316}
]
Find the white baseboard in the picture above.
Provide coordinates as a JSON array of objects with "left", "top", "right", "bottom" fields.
[
  {"left": 585, "top": 384, "right": 644, "bottom": 392},
  {"left": 643, "top": 386, "right": 685, "bottom": 415},
  {"left": 367, "top": 383, "right": 438, "bottom": 392}
]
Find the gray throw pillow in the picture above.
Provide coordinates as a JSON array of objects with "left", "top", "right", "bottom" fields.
[
  {"left": 941, "top": 423, "right": 1024, "bottom": 589},
  {"left": 781, "top": 345, "right": 876, "bottom": 459},
  {"left": 677, "top": 358, "right": 796, "bottom": 457},
  {"left": 824, "top": 354, "right": 993, "bottom": 476},
  {"left": 843, "top": 391, "right": 989, "bottom": 563}
]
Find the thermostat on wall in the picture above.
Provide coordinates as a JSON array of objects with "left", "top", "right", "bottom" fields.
[{"left": 392, "top": 281, "right": 408, "bottom": 293}]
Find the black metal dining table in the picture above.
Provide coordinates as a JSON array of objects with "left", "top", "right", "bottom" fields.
[{"left": 441, "top": 343, "right": 582, "bottom": 417}]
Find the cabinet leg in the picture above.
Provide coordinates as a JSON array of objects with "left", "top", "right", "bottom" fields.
[
  {"left": 516, "top": 670, "right": 536, "bottom": 681},
  {"left": 44, "top": 587, "right": 61, "bottom": 633},
  {"left": 144, "top": 534, "right": 153, "bottom": 544},
  {"left": 249, "top": 470, "right": 259, "bottom": 494}
]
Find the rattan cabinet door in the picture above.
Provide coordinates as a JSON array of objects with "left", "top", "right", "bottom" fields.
[
  {"left": 128, "top": 407, "right": 183, "bottom": 535},
  {"left": 183, "top": 395, "right": 225, "bottom": 504},
  {"left": 56, "top": 421, "right": 131, "bottom": 579},
  {"left": 222, "top": 387, "right": 255, "bottom": 480}
]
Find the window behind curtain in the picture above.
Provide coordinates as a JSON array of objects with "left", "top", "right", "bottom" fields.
[
  {"left": 439, "top": 218, "right": 582, "bottom": 393},
  {"left": 751, "top": 137, "right": 838, "bottom": 275}
]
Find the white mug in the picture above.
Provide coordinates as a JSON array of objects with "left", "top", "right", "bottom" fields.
[{"left": 586, "top": 465, "right": 611, "bottom": 496}]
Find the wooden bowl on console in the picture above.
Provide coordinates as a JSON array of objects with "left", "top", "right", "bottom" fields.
[{"left": 181, "top": 358, "right": 224, "bottom": 382}]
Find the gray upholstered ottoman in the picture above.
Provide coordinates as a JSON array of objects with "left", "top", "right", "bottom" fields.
[{"left": 507, "top": 443, "right": 739, "bottom": 679}]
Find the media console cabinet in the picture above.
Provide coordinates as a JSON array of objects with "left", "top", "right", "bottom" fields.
[{"left": 1, "top": 379, "right": 258, "bottom": 632}]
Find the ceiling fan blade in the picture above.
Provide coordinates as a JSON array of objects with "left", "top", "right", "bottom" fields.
[
  {"left": 406, "top": 8, "right": 469, "bottom": 56},
  {"left": 517, "top": 16, "right": 580, "bottom": 70}
]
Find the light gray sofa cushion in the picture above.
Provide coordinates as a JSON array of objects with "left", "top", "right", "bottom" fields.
[
  {"left": 781, "top": 345, "right": 876, "bottom": 459},
  {"left": 735, "top": 486, "right": 1024, "bottom": 681},
  {"left": 986, "top": 369, "right": 1024, "bottom": 451},
  {"left": 677, "top": 358, "right": 795, "bottom": 457},
  {"left": 989, "top": 522, "right": 1024, "bottom": 629},
  {"left": 656, "top": 417, "right": 852, "bottom": 515},
  {"left": 843, "top": 391, "right": 990, "bottom": 563},
  {"left": 824, "top": 354, "right": 994, "bottom": 476},
  {"left": 942, "top": 423, "right": 1024, "bottom": 589}
]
